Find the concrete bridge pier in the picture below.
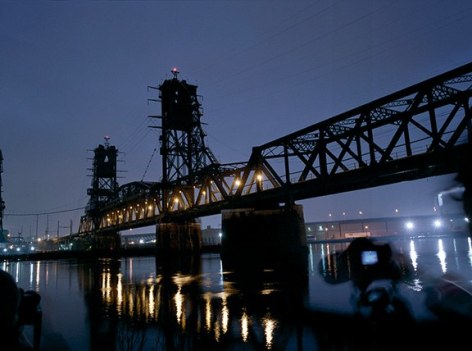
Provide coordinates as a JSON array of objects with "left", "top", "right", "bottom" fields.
[
  {"left": 92, "top": 231, "right": 121, "bottom": 253},
  {"left": 220, "top": 204, "right": 308, "bottom": 271},
  {"left": 156, "top": 220, "right": 202, "bottom": 254}
]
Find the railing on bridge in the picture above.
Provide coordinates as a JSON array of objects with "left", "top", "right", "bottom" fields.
[{"left": 80, "top": 62, "right": 472, "bottom": 234}]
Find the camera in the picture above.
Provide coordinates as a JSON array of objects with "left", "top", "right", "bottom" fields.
[
  {"left": 361, "top": 250, "right": 378, "bottom": 265},
  {"left": 319, "top": 238, "right": 403, "bottom": 292},
  {"left": 319, "top": 238, "right": 415, "bottom": 326}
]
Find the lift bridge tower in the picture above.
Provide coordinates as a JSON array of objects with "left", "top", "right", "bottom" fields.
[
  {"left": 79, "top": 137, "right": 120, "bottom": 250},
  {"left": 155, "top": 68, "right": 218, "bottom": 196},
  {"left": 150, "top": 68, "right": 219, "bottom": 251}
]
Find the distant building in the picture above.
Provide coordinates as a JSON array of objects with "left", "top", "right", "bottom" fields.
[
  {"left": 201, "top": 226, "right": 222, "bottom": 246},
  {"left": 306, "top": 213, "right": 469, "bottom": 241}
]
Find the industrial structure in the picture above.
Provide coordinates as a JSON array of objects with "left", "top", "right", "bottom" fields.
[
  {"left": 71, "top": 62, "right": 472, "bottom": 256},
  {"left": 78, "top": 137, "right": 120, "bottom": 250}
]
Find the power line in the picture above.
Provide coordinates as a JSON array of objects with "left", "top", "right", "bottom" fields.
[
  {"left": 5, "top": 206, "right": 86, "bottom": 217},
  {"left": 141, "top": 147, "right": 158, "bottom": 181}
]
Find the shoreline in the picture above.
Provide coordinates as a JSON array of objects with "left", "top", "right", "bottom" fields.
[{"left": 1, "top": 232, "right": 469, "bottom": 262}]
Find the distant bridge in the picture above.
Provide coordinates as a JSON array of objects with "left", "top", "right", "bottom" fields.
[{"left": 78, "top": 63, "right": 472, "bottom": 235}]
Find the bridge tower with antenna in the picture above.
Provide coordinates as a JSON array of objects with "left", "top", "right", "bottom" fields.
[
  {"left": 155, "top": 68, "right": 218, "bottom": 189},
  {"left": 149, "top": 68, "right": 220, "bottom": 252}
]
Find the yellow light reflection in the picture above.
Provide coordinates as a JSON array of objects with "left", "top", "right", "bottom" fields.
[
  {"left": 148, "top": 285, "right": 155, "bottom": 320},
  {"left": 261, "top": 289, "right": 275, "bottom": 295},
  {"left": 214, "top": 321, "right": 221, "bottom": 342},
  {"left": 263, "top": 315, "right": 277, "bottom": 349},
  {"left": 205, "top": 293, "right": 212, "bottom": 331},
  {"left": 116, "top": 273, "right": 123, "bottom": 316},
  {"left": 241, "top": 311, "right": 249, "bottom": 342},
  {"left": 101, "top": 270, "right": 112, "bottom": 305},
  {"left": 175, "top": 286, "right": 183, "bottom": 325},
  {"left": 221, "top": 296, "right": 229, "bottom": 334}
]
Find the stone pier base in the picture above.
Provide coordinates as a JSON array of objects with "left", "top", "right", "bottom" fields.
[
  {"left": 221, "top": 204, "right": 307, "bottom": 270},
  {"left": 156, "top": 221, "right": 202, "bottom": 253}
]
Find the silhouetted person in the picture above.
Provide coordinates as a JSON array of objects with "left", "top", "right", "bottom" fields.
[
  {"left": 0, "top": 268, "right": 22, "bottom": 349},
  {"left": 0, "top": 269, "right": 38, "bottom": 350}
]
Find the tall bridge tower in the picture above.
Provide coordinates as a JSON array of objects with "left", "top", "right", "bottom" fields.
[
  {"left": 86, "top": 136, "right": 118, "bottom": 212},
  {"left": 156, "top": 68, "right": 218, "bottom": 209},
  {"left": 151, "top": 68, "right": 220, "bottom": 251},
  {"left": 79, "top": 137, "right": 120, "bottom": 250}
]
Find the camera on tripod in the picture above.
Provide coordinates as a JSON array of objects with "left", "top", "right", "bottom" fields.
[
  {"left": 319, "top": 237, "right": 413, "bottom": 322},
  {"left": 320, "top": 237, "right": 404, "bottom": 292}
]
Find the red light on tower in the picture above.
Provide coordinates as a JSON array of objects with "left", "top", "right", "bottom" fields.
[{"left": 171, "top": 67, "right": 180, "bottom": 79}]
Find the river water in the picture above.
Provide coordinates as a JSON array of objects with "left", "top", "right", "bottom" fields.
[{"left": 3, "top": 234, "right": 472, "bottom": 351}]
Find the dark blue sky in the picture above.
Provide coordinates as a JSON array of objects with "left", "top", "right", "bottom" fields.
[{"left": 1, "top": 1, "right": 471, "bottom": 237}]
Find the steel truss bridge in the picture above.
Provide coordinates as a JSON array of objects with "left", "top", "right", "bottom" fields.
[{"left": 79, "top": 63, "right": 472, "bottom": 235}]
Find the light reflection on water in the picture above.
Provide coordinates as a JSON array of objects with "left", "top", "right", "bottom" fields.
[
  {"left": 2, "top": 235, "right": 472, "bottom": 350},
  {"left": 313, "top": 236, "right": 472, "bottom": 282}
]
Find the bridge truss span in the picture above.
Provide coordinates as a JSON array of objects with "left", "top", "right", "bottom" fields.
[
  {"left": 83, "top": 63, "right": 472, "bottom": 234},
  {"left": 256, "top": 62, "right": 472, "bottom": 198}
]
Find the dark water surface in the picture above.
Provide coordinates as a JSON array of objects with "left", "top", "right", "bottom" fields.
[{"left": 4, "top": 235, "right": 472, "bottom": 350}]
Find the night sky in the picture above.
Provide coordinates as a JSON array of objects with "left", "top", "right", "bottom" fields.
[{"left": 1, "top": 1, "right": 471, "bottom": 238}]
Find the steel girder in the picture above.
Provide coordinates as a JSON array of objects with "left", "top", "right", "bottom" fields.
[{"left": 257, "top": 65, "right": 472, "bottom": 188}]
